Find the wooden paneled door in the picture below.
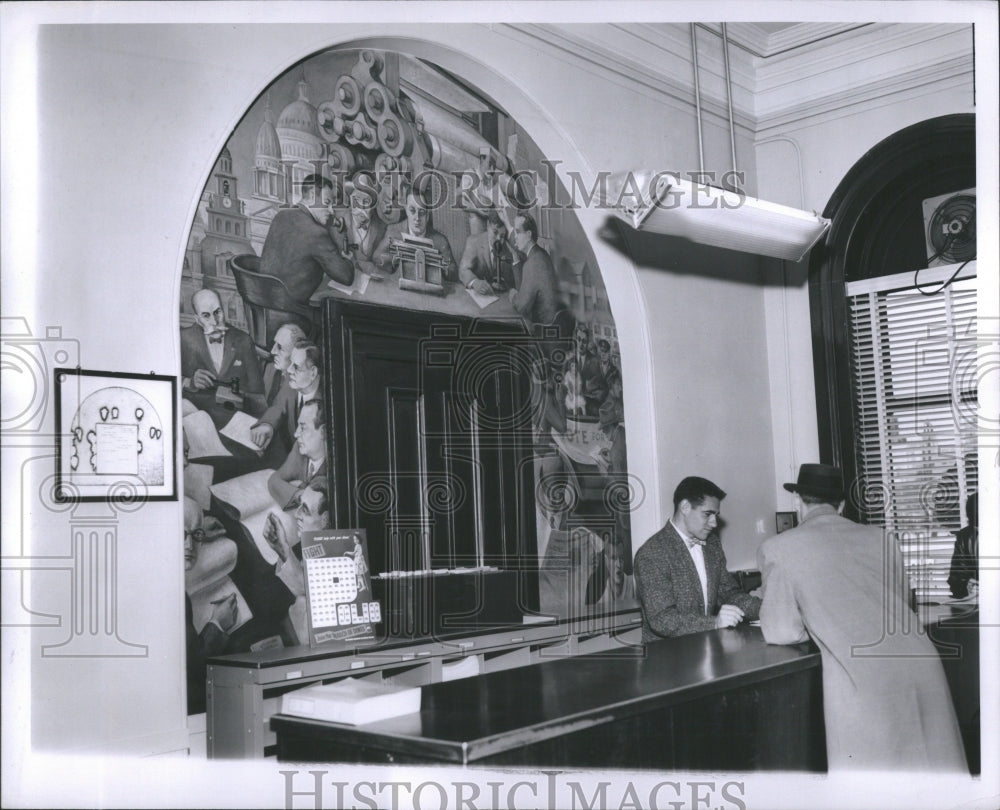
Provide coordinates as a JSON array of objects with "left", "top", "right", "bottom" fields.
[{"left": 321, "top": 300, "right": 538, "bottom": 586}]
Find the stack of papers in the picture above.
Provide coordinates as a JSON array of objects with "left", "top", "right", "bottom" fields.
[{"left": 281, "top": 676, "right": 421, "bottom": 725}]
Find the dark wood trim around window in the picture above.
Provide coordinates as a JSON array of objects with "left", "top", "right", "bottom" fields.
[{"left": 808, "top": 114, "right": 975, "bottom": 520}]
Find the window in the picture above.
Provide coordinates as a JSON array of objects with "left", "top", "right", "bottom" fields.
[{"left": 846, "top": 262, "right": 977, "bottom": 601}]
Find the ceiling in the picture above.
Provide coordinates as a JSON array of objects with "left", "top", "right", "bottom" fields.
[{"left": 688, "top": 22, "right": 875, "bottom": 58}]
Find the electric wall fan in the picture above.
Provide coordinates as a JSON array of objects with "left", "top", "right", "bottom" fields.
[{"left": 922, "top": 188, "right": 976, "bottom": 267}]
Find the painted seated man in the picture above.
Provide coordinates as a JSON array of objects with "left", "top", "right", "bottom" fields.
[
  {"left": 268, "top": 398, "right": 327, "bottom": 509},
  {"left": 332, "top": 174, "right": 387, "bottom": 278},
  {"left": 263, "top": 476, "right": 332, "bottom": 644},
  {"left": 180, "top": 287, "right": 264, "bottom": 414},
  {"left": 261, "top": 322, "right": 307, "bottom": 408},
  {"left": 251, "top": 339, "right": 321, "bottom": 456},
  {"left": 259, "top": 172, "right": 355, "bottom": 303},
  {"left": 458, "top": 209, "right": 516, "bottom": 294},
  {"left": 508, "top": 212, "right": 573, "bottom": 360},
  {"left": 373, "top": 184, "right": 458, "bottom": 282}
]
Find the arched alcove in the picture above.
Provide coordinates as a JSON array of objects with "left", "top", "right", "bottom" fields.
[{"left": 177, "top": 38, "right": 657, "bottom": 716}]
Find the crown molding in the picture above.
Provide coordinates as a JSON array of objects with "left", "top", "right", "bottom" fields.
[
  {"left": 755, "top": 22, "right": 971, "bottom": 81},
  {"left": 500, "top": 23, "right": 757, "bottom": 131},
  {"left": 498, "top": 22, "right": 973, "bottom": 136},
  {"left": 715, "top": 22, "right": 875, "bottom": 57},
  {"left": 755, "top": 54, "right": 974, "bottom": 134},
  {"left": 755, "top": 25, "right": 973, "bottom": 122}
]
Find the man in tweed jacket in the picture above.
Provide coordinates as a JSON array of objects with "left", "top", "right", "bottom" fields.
[{"left": 634, "top": 476, "right": 760, "bottom": 640}]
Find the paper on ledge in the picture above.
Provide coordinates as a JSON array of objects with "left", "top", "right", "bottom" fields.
[
  {"left": 327, "top": 271, "right": 371, "bottom": 297},
  {"left": 183, "top": 409, "right": 231, "bottom": 458},
  {"left": 219, "top": 411, "right": 264, "bottom": 456},
  {"left": 465, "top": 286, "right": 499, "bottom": 309}
]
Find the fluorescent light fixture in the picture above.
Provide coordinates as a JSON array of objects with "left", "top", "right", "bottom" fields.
[{"left": 608, "top": 171, "right": 831, "bottom": 263}]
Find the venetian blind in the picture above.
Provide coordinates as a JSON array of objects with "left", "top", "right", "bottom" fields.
[{"left": 846, "top": 262, "right": 978, "bottom": 602}]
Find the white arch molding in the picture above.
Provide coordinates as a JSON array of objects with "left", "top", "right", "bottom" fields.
[{"left": 177, "top": 31, "right": 664, "bottom": 544}]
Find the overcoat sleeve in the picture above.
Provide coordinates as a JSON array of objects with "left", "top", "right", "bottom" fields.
[{"left": 757, "top": 542, "right": 809, "bottom": 644}]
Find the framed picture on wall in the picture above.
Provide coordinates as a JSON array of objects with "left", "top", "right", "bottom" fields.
[
  {"left": 775, "top": 511, "right": 798, "bottom": 534},
  {"left": 54, "top": 368, "right": 178, "bottom": 502}
]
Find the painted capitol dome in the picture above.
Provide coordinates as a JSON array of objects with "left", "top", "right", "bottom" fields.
[
  {"left": 254, "top": 96, "right": 281, "bottom": 161},
  {"left": 276, "top": 78, "right": 322, "bottom": 164}
]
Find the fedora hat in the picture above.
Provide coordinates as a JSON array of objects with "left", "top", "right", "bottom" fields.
[{"left": 783, "top": 463, "right": 844, "bottom": 499}]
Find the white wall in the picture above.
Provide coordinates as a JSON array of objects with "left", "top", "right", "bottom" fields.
[
  {"left": 753, "top": 23, "right": 976, "bottom": 510},
  {"left": 4, "top": 19, "right": 779, "bottom": 758}
]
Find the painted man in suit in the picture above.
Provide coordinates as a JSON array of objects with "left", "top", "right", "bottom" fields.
[
  {"left": 332, "top": 176, "right": 387, "bottom": 278},
  {"left": 758, "top": 463, "right": 966, "bottom": 771},
  {"left": 251, "top": 339, "right": 320, "bottom": 455},
  {"left": 268, "top": 398, "right": 327, "bottom": 509},
  {"left": 261, "top": 322, "right": 307, "bottom": 408},
  {"left": 180, "top": 287, "right": 264, "bottom": 409},
  {"left": 374, "top": 186, "right": 458, "bottom": 282},
  {"left": 459, "top": 209, "right": 515, "bottom": 294},
  {"left": 634, "top": 476, "right": 760, "bottom": 640},
  {"left": 508, "top": 212, "right": 566, "bottom": 330},
  {"left": 263, "top": 476, "right": 332, "bottom": 645},
  {"left": 259, "top": 173, "right": 355, "bottom": 304}
]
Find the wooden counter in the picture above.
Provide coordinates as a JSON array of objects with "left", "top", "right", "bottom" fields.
[
  {"left": 207, "top": 610, "right": 642, "bottom": 758},
  {"left": 271, "top": 624, "right": 826, "bottom": 771}
]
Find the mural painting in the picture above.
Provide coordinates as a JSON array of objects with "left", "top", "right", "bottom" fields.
[{"left": 178, "top": 46, "right": 634, "bottom": 714}]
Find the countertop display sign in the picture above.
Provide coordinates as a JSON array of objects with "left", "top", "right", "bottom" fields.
[{"left": 301, "top": 529, "right": 380, "bottom": 647}]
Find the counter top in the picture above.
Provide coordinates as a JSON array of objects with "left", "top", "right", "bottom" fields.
[{"left": 271, "top": 624, "right": 820, "bottom": 765}]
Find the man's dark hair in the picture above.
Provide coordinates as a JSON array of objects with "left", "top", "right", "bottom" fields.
[
  {"left": 301, "top": 398, "right": 326, "bottom": 430},
  {"left": 486, "top": 209, "right": 505, "bottom": 231},
  {"left": 402, "top": 180, "right": 430, "bottom": 207},
  {"left": 300, "top": 173, "right": 332, "bottom": 197},
  {"left": 799, "top": 492, "right": 842, "bottom": 508},
  {"left": 305, "top": 475, "right": 329, "bottom": 515},
  {"left": 597, "top": 339, "right": 611, "bottom": 353},
  {"left": 673, "top": 476, "right": 726, "bottom": 510},
  {"left": 517, "top": 212, "right": 539, "bottom": 242}
]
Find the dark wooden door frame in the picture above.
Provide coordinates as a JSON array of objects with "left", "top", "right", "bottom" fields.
[{"left": 807, "top": 114, "right": 976, "bottom": 519}]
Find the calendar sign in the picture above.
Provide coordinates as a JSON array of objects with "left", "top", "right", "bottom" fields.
[{"left": 301, "top": 529, "right": 380, "bottom": 647}]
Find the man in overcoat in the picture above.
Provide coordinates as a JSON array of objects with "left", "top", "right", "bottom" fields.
[{"left": 758, "top": 463, "right": 967, "bottom": 771}]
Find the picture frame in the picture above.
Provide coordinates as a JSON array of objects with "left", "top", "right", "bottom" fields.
[
  {"left": 54, "top": 368, "right": 178, "bottom": 502},
  {"left": 775, "top": 511, "right": 799, "bottom": 534}
]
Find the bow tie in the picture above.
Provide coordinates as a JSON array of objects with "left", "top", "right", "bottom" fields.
[
  {"left": 208, "top": 334, "right": 224, "bottom": 344},
  {"left": 686, "top": 537, "right": 706, "bottom": 549}
]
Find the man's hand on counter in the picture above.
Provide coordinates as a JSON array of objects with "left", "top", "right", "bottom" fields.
[{"left": 716, "top": 604, "right": 746, "bottom": 629}]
